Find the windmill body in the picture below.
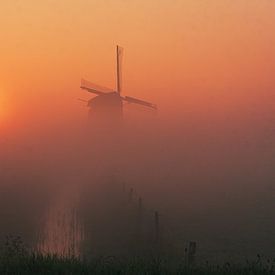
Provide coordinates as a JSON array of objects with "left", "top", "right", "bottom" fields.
[
  {"left": 87, "top": 92, "right": 123, "bottom": 121},
  {"left": 80, "top": 46, "right": 156, "bottom": 124}
]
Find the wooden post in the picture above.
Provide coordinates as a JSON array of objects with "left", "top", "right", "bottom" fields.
[
  {"left": 187, "top": 241, "right": 196, "bottom": 266},
  {"left": 138, "top": 197, "right": 142, "bottom": 212},
  {"left": 129, "top": 188, "right": 133, "bottom": 202},
  {"left": 136, "top": 197, "right": 143, "bottom": 248},
  {"left": 137, "top": 197, "right": 143, "bottom": 228},
  {"left": 154, "top": 211, "right": 159, "bottom": 243}
]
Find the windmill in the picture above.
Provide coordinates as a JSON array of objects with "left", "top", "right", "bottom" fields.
[{"left": 80, "top": 46, "right": 157, "bottom": 122}]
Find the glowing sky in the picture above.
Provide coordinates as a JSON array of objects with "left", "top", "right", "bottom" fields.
[{"left": 0, "top": 0, "right": 274, "bottom": 132}]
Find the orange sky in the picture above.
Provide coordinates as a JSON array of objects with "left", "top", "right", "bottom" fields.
[{"left": 0, "top": 0, "right": 275, "bottom": 133}]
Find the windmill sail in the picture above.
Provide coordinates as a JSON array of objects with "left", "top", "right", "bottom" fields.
[
  {"left": 123, "top": 96, "right": 157, "bottom": 109},
  {"left": 80, "top": 79, "right": 115, "bottom": 95},
  {"left": 116, "top": 46, "right": 123, "bottom": 94}
]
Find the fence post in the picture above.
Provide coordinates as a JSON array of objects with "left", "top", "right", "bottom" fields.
[
  {"left": 129, "top": 188, "right": 133, "bottom": 203},
  {"left": 138, "top": 197, "right": 142, "bottom": 212},
  {"left": 154, "top": 211, "right": 160, "bottom": 244},
  {"left": 187, "top": 241, "right": 196, "bottom": 266},
  {"left": 136, "top": 197, "right": 143, "bottom": 248}
]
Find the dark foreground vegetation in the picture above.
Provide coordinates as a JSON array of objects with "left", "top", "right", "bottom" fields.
[
  {"left": 1, "top": 255, "right": 275, "bottom": 274},
  {"left": 1, "top": 236, "right": 274, "bottom": 274}
]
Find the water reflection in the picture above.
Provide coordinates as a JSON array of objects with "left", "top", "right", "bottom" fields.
[{"left": 37, "top": 187, "right": 84, "bottom": 257}]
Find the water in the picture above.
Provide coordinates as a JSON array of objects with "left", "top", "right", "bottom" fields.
[{"left": 37, "top": 186, "right": 84, "bottom": 257}]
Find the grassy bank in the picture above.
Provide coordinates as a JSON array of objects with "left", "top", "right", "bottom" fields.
[
  {"left": 0, "top": 236, "right": 274, "bottom": 274},
  {"left": 1, "top": 253, "right": 274, "bottom": 274}
]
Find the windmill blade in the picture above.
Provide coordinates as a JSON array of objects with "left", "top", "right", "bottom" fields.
[
  {"left": 80, "top": 78, "right": 115, "bottom": 95},
  {"left": 80, "top": 86, "right": 105, "bottom": 95},
  {"left": 122, "top": 96, "right": 157, "bottom": 109},
  {"left": 116, "top": 45, "right": 124, "bottom": 94},
  {"left": 77, "top": 98, "right": 88, "bottom": 103}
]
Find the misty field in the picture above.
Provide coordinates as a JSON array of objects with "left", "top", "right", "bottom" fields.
[{"left": 2, "top": 78, "right": 275, "bottom": 273}]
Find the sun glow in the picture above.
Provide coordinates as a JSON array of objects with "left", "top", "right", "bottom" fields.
[{"left": 0, "top": 93, "right": 11, "bottom": 126}]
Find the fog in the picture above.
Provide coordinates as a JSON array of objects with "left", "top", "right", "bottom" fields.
[
  {"left": 1, "top": 0, "right": 275, "bottom": 266},
  {"left": 1, "top": 98, "right": 275, "bottom": 263}
]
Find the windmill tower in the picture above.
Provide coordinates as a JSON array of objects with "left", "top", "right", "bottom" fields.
[{"left": 80, "top": 46, "right": 157, "bottom": 123}]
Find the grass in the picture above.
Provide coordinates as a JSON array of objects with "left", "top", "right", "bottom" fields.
[
  {"left": 1, "top": 254, "right": 275, "bottom": 274},
  {"left": 1, "top": 236, "right": 274, "bottom": 274}
]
